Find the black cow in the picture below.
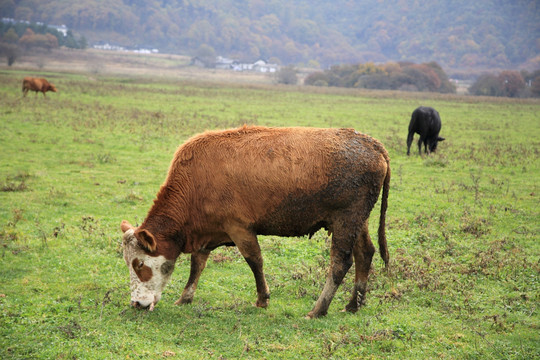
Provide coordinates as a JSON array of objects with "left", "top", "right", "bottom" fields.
[{"left": 406, "top": 106, "right": 445, "bottom": 155}]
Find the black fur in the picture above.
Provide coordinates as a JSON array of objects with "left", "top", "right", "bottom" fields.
[{"left": 407, "top": 106, "right": 445, "bottom": 155}]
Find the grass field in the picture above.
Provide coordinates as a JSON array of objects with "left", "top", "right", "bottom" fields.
[{"left": 0, "top": 66, "right": 538, "bottom": 359}]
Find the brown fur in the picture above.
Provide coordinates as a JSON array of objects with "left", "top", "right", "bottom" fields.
[
  {"left": 22, "top": 77, "right": 57, "bottom": 97},
  {"left": 124, "top": 125, "right": 390, "bottom": 317},
  {"left": 132, "top": 259, "right": 153, "bottom": 282}
]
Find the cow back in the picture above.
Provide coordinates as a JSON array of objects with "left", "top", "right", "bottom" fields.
[{"left": 155, "top": 126, "right": 389, "bottom": 238}]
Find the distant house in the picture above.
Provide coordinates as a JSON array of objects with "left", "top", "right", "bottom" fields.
[
  {"left": 50, "top": 25, "right": 68, "bottom": 36},
  {"left": 233, "top": 63, "right": 254, "bottom": 71},
  {"left": 134, "top": 48, "right": 159, "bottom": 54},
  {"left": 93, "top": 42, "right": 126, "bottom": 51},
  {"left": 190, "top": 56, "right": 280, "bottom": 73},
  {"left": 252, "top": 59, "right": 279, "bottom": 73},
  {"left": 215, "top": 56, "right": 237, "bottom": 69}
]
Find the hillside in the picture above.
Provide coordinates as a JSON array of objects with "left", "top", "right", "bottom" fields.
[{"left": 2, "top": 0, "right": 539, "bottom": 71}]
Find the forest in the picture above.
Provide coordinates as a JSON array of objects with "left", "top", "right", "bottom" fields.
[{"left": 0, "top": 0, "right": 538, "bottom": 71}]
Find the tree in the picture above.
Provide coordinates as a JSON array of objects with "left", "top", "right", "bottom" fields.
[
  {"left": 1, "top": 28, "right": 19, "bottom": 65},
  {"left": 304, "top": 72, "right": 329, "bottom": 86},
  {"left": 469, "top": 74, "right": 501, "bottom": 96},
  {"left": 531, "top": 76, "right": 540, "bottom": 97},
  {"left": 194, "top": 44, "right": 215, "bottom": 67},
  {"left": 0, "top": 0, "right": 16, "bottom": 18},
  {"left": 2, "top": 28, "right": 18, "bottom": 44},
  {"left": 187, "top": 20, "right": 215, "bottom": 48},
  {"left": 304, "top": 61, "right": 455, "bottom": 93},
  {"left": 19, "top": 29, "right": 58, "bottom": 51},
  {"left": 0, "top": 42, "right": 19, "bottom": 65},
  {"left": 14, "top": 6, "right": 32, "bottom": 21},
  {"left": 78, "top": 35, "right": 88, "bottom": 50},
  {"left": 498, "top": 71, "right": 526, "bottom": 98},
  {"left": 402, "top": 64, "right": 441, "bottom": 92},
  {"left": 276, "top": 66, "right": 298, "bottom": 85}
]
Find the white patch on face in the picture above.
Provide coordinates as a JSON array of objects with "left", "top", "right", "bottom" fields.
[{"left": 122, "top": 230, "right": 175, "bottom": 309}]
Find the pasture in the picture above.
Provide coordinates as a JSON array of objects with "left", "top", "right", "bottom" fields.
[{"left": 0, "top": 68, "right": 538, "bottom": 359}]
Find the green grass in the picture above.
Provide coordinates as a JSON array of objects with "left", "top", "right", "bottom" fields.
[{"left": 0, "top": 69, "right": 538, "bottom": 359}]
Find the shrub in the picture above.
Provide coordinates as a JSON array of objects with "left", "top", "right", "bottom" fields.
[
  {"left": 469, "top": 71, "right": 528, "bottom": 97},
  {"left": 304, "top": 71, "right": 329, "bottom": 86},
  {"left": 304, "top": 61, "right": 455, "bottom": 93},
  {"left": 469, "top": 74, "right": 502, "bottom": 96},
  {"left": 276, "top": 66, "right": 298, "bottom": 85}
]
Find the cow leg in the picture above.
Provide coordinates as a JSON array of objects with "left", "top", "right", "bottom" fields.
[
  {"left": 406, "top": 131, "right": 414, "bottom": 156},
  {"left": 175, "top": 250, "right": 210, "bottom": 305},
  {"left": 417, "top": 137, "right": 424, "bottom": 155},
  {"left": 344, "top": 222, "right": 375, "bottom": 313},
  {"left": 228, "top": 225, "right": 270, "bottom": 308},
  {"left": 307, "top": 223, "right": 355, "bottom": 318}
]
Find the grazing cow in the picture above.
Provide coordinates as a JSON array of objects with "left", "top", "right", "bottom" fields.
[
  {"left": 120, "top": 126, "right": 390, "bottom": 318},
  {"left": 406, "top": 106, "right": 445, "bottom": 155},
  {"left": 22, "top": 77, "right": 57, "bottom": 97}
]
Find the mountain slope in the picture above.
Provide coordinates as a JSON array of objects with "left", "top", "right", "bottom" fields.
[{"left": 2, "top": 0, "right": 539, "bottom": 70}]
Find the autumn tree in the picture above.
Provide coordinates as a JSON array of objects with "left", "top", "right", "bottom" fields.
[
  {"left": 531, "top": 77, "right": 540, "bottom": 97},
  {"left": 469, "top": 71, "right": 528, "bottom": 98},
  {"left": 497, "top": 71, "right": 526, "bottom": 98},
  {"left": 19, "top": 28, "right": 59, "bottom": 51}
]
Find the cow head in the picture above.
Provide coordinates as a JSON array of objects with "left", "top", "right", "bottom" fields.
[
  {"left": 120, "top": 220, "right": 175, "bottom": 310},
  {"left": 48, "top": 84, "right": 57, "bottom": 93},
  {"left": 429, "top": 136, "right": 445, "bottom": 153}
]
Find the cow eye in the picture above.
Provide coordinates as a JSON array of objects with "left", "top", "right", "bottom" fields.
[
  {"left": 131, "top": 258, "right": 146, "bottom": 272},
  {"left": 132, "top": 259, "right": 144, "bottom": 269}
]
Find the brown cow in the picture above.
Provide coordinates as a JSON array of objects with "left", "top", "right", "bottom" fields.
[
  {"left": 22, "top": 77, "right": 57, "bottom": 97},
  {"left": 120, "top": 126, "right": 390, "bottom": 318}
]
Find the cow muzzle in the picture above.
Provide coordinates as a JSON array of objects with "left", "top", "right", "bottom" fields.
[{"left": 131, "top": 294, "right": 160, "bottom": 311}]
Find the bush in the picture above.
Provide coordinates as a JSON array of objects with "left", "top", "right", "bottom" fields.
[
  {"left": 469, "top": 70, "right": 529, "bottom": 98},
  {"left": 469, "top": 74, "right": 501, "bottom": 96},
  {"left": 304, "top": 71, "right": 329, "bottom": 86},
  {"left": 276, "top": 66, "right": 298, "bottom": 85},
  {"left": 304, "top": 61, "right": 455, "bottom": 93},
  {"left": 498, "top": 70, "right": 526, "bottom": 97}
]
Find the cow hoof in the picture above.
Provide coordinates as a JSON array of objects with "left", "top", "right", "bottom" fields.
[
  {"left": 343, "top": 305, "right": 359, "bottom": 313},
  {"left": 255, "top": 300, "right": 269, "bottom": 308},
  {"left": 174, "top": 297, "right": 192, "bottom": 305},
  {"left": 305, "top": 310, "right": 325, "bottom": 319}
]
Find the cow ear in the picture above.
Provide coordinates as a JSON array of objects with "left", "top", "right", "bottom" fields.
[
  {"left": 438, "top": 137, "right": 445, "bottom": 141},
  {"left": 134, "top": 229, "right": 157, "bottom": 252}
]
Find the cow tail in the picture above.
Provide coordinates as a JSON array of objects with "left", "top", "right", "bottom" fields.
[{"left": 377, "top": 160, "right": 390, "bottom": 268}]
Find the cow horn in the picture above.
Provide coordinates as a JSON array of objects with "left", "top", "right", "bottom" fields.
[{"left": 121, "top": 220, "right": 133, "bottom": 233}]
